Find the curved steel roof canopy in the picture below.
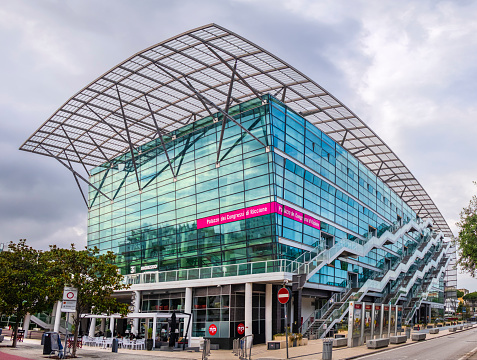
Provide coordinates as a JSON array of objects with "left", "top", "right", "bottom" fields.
[{"left": 20, "top": 24, "right": 452, "bottom": 237}]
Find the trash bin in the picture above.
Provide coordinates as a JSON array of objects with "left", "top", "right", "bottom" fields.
[
  {"left": 322, "top": 339, "right": 333, "bottom": 360},
  {"left": 43, "top": 332, "right": 59, "bottom": 355},
  {"left": 405, "top": 327, "right": 411, "bottom": 339},
  {"left": 112, "top": 338, "right": 119, "bottom": 353}
]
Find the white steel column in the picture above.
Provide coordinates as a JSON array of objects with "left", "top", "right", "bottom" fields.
[
  {"left": 51, "top": 302, "right": 58, "bottom": 318},
  {"left": 23, "top": 313, "right": 31, "bottom": 338},
  {"left": 54, "top": 301, "right": 62, "bottom": 333},
  {"left": 152, "top": 315, "right": 157, "bottom": 348},
  {"left": 184, "top": 287, "right": 193, "bottom": 346},
  {"left": 132, "top": 290, "right": 140, "bottom": 335},
  {"left": 89, "top": 317, "right": 96, "bottom": 337},
  {"left": 265, "top": 284, "right": 273, "bottom": 342},
  {"left": 244, "top": 283, "right": 252, "bottom": 346},
  {"left": 245, "top": 282, "right": 253, "bottom": 342},
  {"left": 109, "top": 316, "right": 115, "bottom": 336},
  {"left": 100, "top": 318, "right": 106, "bottom": 333}
]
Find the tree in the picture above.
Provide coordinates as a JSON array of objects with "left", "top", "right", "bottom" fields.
[
  {"left": 457, "top": 289, "right": 465, "bottom": 298},
  {"left": 463, "top": 292, "right": 477, "bottom": 301},
  {"left": 48, "top": 245, "right": 130, "bottom": 357},
  {"left": 0, "top": 240, "right": 62, "bottom": 347},
  {"left": 456, "top": 183, "right": 477, "bottom": 276}
]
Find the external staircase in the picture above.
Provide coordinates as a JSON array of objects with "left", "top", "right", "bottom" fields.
[{"left": 301, "top": 235, "right": 449, "bottom": 338}]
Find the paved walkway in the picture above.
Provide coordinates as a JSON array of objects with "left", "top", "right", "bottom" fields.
[{"left": 0, "top": 325, "right": 473, "bottom": 360}]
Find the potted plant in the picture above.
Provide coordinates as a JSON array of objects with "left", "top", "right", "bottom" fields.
[
  {"left": 290, "top": 333, "right": 297, "bottom": 347},
  {"left": 146, "top": 328, "right": 154, "bottom": 351}
]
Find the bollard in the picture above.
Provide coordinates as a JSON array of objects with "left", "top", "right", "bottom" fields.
[
  {"left": 111, "top": 338, "right": 119, "bottom": 353},
  {"left": 405, "top": 327, "right": 411, "bottom": 339},
  {"left": 322, "top": 339, "right": 333, "bottom": 360}
]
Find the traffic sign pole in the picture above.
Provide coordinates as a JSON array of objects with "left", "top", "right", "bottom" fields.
[
  {"left": 277, "top": 287, "right": 290, "bottom": 359},
  {"left": 285, "top": 302, "right": 288, "bottom": 359}
]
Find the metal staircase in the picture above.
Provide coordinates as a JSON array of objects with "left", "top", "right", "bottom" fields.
[
  {"left": 290, "top": 218, "right": 433, "bottom": 281},
  {"left": 303, "top": 237, "right": 449, "bottom": 338},
  {"left": 404, "top": 254, "right": 452, "bottom": 324}
]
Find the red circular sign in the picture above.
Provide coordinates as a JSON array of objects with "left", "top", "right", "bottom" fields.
[
  {"left": 208, "top": 324, "right": 217, "bottom": 336},
  {"left": 278, "top": 287, "right": 290, "bottom": 304},
  {"left": 237, "top": 323, "right": 245, "bottom": 335},
  {"left": 67, "top": 292, "right": 74, "bottom": 299}
]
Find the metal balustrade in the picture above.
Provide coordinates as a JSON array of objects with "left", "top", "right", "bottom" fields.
[{"left": 123, "top": 259, "right": 299, "bottom": 285}]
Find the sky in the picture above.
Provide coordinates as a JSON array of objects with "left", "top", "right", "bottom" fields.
[{"left": 1, "top": 0, "right": 477, "bottom": 289}]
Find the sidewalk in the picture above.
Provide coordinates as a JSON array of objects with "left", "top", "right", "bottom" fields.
[{"left": 0, "top": 325, "right": 473, "bottom": 360}]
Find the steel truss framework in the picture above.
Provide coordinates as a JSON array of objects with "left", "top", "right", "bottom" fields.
[{"left": 20, "top": 24, "right": 452, "bottom": 237}]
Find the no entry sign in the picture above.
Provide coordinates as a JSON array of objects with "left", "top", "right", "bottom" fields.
[
  {"left": 237, "top": 323, "right": 245, "bottom": 335},
  {"left": 278, "top": 287, "right": 290, "bottom": 304},
  {"left": 208, "top": 324, "right": 217, "bottom": 336}
]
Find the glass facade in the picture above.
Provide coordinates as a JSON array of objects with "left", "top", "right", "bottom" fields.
[{"left": 87, "top": 94, "right": 439, "bottom": 291}]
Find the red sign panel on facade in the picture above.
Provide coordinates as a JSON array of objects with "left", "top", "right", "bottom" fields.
[
  {"left": 237, "top": 323, "right": 245, "bottom": 335},
  {"left": 278, "top": 287, "right": 290, "bottom": 304},
  {"left": 208, "top": 324, "right": 217, "bottom": 336}
]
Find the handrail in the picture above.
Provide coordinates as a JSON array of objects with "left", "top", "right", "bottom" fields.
[
  {"left": 303, "top": 218, "right": 433, "bottom": 280},
  {"left": 312, "top": 239, "right": 449, "bottom": 338},
  {"left": 123, "top": 258, "right": 300, "bottom": 285}
]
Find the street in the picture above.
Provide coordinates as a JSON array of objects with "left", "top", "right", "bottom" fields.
[{"left": 359, "top": 328, "right": 477, "bottom": 360}]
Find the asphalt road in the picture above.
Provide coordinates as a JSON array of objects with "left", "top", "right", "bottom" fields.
[{"left": 358, "top": 329, "right": 477, "bottom": 360}]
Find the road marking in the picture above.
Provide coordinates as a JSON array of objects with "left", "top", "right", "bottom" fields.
[{"left": 457, "top": 345, "right": 477, "bottom": 360}]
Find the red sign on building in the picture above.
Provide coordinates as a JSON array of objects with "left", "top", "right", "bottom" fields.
[
  {"left": 237, "top": 323, "right": 245, "bottom": 335},
  {"left": 209, "top": 324, "right": 217, "bottom": 336}
]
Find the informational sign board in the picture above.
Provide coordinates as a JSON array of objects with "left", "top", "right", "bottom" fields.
[
  {"left": 348, "top": 302, "right": 364, "bottom": 347},
  {"left": 237, "top": 323, "right": 245, "bottom": 335},
  {"left": 383, "top": 305, "right": 390, "bottom": 337},
  {"left": 61, "top": 287, "right": 78, "bottom": 313},
  {"left": 396, "top": 306, "right": 403, "bottom": 333},
  {"left": 364, "top": 304, "right": 372, "bottom": 341},
  {"left": 372, "top": 304, "right": 381, "bottom": 339},
  {"left": 390, "top": 306, "right": 396, "bottom": 335}
]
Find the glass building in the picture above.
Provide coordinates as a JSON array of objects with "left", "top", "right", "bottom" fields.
[{"left": 21, "top": 24, "right": 455, "bottom": 347}]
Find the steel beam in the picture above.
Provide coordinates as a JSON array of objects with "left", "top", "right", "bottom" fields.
[
  {"left": 39, "top": 144, "right": 112, "bottom": 202},
  {"left": 144, "top": 95, "right": 176, "bottom": 180},
  {"left": 61, "top": 125, "right": 90, "bottom": 176},
  {"left": 115, "top": 85, "right": 142, "bottom": 192},
  {"left": 63, "top": 150, "right": 89, "bottom": 209},
  {"left": 152, "top": 62, "right": 269, "bottom": 150},
  {"left": 216, "top": 60, "right": 237, "bottom": 166},
  {"left": 85, "top": 104, "right": 129, "bottom": 144}
]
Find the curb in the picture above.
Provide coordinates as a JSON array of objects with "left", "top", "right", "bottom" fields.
[{"left": 344, "top": 326, "right": 476, "bottom": 360}]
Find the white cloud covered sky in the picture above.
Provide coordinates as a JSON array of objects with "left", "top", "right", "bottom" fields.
[{"left": 1, "top": 0, "right": 477, "bottom": 289}]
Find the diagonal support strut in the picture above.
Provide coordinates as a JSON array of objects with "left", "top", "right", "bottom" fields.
[
  {"left": 39, "top": 144, "right": 112, "bottom": 202},
  {"left": 115, "top": 84, "right": 142, "bottom": 192},
  {"left": 144, "top": 95, "right": 177, "bottom": 181}
]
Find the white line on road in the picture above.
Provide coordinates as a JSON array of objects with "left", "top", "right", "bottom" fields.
[{"left": 457, "top": 345, "right": 477, "bottom": 360}]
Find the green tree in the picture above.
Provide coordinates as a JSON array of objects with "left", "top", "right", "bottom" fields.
[
  {"left": 463, "top": 292, "right": 477, "bottom": 301},
  {"left": 456, "top": 184, "right": 477, "bottom": 275},
  {"left": 0, "top": 240, "right": 62, "bottom": 347},
  {"left": 48, "top": 245, "right": 130, "bottom": 357},
  {"left": 457, "top": 289, "right": 465, "bottom": 298}
]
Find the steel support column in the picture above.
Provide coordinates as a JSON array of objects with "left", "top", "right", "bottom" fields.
[
  {"left": 144, "top": 95, "right": 176, "bottom": 180},
  {"left": 115, "top": 85, "right": 142, "bottom": 192},
  {"left": 39, "top": 145, "right": 112, "bottom": 202}
]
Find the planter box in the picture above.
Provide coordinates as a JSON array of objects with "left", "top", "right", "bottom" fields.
[{"left": 267, "top": 341, "right": 285, "bottom": 350}]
